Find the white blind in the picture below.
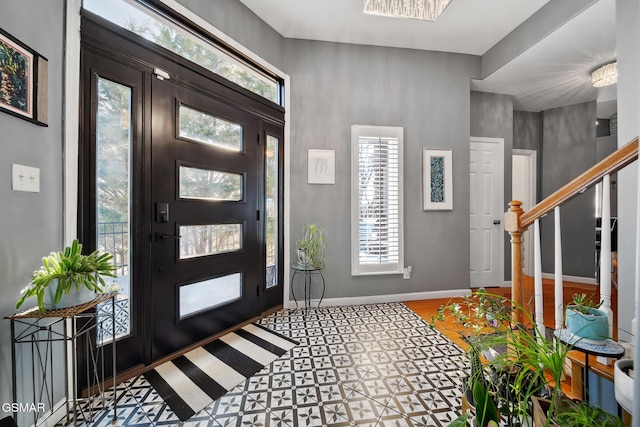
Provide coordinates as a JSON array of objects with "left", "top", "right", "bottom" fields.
[
  {"left": 358, "top": 137, "right": 400, "bottom": 264},
  {"left": 351, "top": 126, "right": 403, "bottom": 275}
]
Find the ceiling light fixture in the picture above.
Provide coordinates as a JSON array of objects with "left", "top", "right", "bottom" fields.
[
  {"left": 363, "top": 0, "right": 453, "bottom": 22},
  {"left": 591, "top": 62, "right": 617, "bottom": 87}
]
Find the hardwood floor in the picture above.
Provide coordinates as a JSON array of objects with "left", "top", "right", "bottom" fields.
[{"left": 405, "top": 278, "right": 619, "bottom": 400}]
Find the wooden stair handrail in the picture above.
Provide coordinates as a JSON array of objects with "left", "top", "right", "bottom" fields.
[
  {"left": 504, "top": 137, "right": 638, "bottom": 328},
  {"left": 518, "top": 137, "right": 638, "bottom": 230}
]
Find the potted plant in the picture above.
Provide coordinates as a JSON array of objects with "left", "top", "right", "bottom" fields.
[
  {"left": 295, "top": 224, "right": 327, "bottom": 268},
  {"left": 432, "top": 290, "right": 545, "bottom": 426},
  {"left": 16, "top": 239, "right": 116, "bottom": 313},
  {"left": 431, "top": 290, "right": 608, "bottom": 427},
  {"left": 614, "top": 358, "right": 633, "bottom": 415},
  {"left": 565, "top": 293, "right": 610, "bottom": 343},
  {"left": 554, "top": 400, "right": 623, "bottom": 427}
]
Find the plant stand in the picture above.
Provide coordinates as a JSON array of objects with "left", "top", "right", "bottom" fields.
[
  {"left": 5, "top": 293, "right": 118, "bottom": 426},
  {"left": 554, "top": 328, "right": 624, "bottom": 405},
  {"left": 290, "top": 264, "right": 325, "bottom": 309}
]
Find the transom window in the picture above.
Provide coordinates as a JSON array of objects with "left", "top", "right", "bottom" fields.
[{"left": 83, "top": 0, "right": 281, "bottom": 104}]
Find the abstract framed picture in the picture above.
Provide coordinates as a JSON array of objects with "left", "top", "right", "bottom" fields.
[
  {"left": 0, "top": 28, "right": 48, "bottom": 126},
  {"left": 308, "top": 149, "right": 335, "bottom": 184},
  {"left": 423, "top": 148, "right": 453, "bottom": 210}
]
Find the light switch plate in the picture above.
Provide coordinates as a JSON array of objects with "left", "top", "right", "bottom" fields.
[{"left": 12, "top": 164, "right": 40, "bottom": 192}]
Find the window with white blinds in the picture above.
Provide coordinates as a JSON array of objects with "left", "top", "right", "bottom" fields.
[{"left": 351, "top": 125, "right": 404, "bottom": 275}]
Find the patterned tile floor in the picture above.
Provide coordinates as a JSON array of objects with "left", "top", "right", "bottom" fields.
[{"left": 67, "top": 303, "right": 468, "bottom": 426}]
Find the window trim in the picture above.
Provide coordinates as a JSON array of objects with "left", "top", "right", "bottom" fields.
[{"left": 350, "top": 125, "right": 404, "bottom": 276}]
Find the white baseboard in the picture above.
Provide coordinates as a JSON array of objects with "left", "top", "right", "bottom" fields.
[
  {"left": 285, "top": 288, "right": 471, "bottom": 309},
  {"left": 501, "top": 281, "right": 512, "bottom": 288},
  {"left": 541, "top": 273, "right": 597, "bottom": 285}
]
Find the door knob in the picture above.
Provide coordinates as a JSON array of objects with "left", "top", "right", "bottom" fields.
[{"left": 493, "top": 220, "right": 501, "bottom": 225}]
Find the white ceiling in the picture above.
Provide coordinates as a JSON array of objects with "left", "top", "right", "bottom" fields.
[
  {"left": 238, "top": 0, "right": 617, "bottom": 113},
  {"left": 238, "top": 0, "right": 551, "bottom": 55},
  {"left": 471, "top": 0, "right": 617, "bottom": 113}
]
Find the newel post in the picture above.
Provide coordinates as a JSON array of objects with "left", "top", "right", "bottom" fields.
[{"left": 505, "top": 200, "right": 524, "bottom": 326}]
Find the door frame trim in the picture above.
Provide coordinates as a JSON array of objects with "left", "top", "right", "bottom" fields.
[
  {"left": 470, "top": 136, "right": 505, "bottom": 288},
  {"left": 513, "top": 149, "right": 537, "bottom": 277},
  {"left": 64, "top": 0, "right": 292, "bottom": 308}
]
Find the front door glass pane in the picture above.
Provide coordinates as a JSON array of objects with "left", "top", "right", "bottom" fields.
[
  {"left": 180, "top": 273, "right": 242, "bottom": 319},
  {"left": 179, "top": 105, "right": 243, "bottom": 151},
  {"left": 179, "top": 224, "right": 242, "bottom": 259},
  {"left": 96, "top": 77, "right": 132, "bottom": 343},
  {"left": 265, "top": 135, "right": 278, "bottom": 289},
  {"left": 179, "top": 166, "right": 243, "bottom": 201}
]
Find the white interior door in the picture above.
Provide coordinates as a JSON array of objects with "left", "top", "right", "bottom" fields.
[{"left": 470, "top": 138, "right": 504, "bottom": 287}]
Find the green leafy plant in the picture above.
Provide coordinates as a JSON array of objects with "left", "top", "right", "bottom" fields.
[
  {"left": 295, "top": 224, "right": 327, "bottom": 268},
  {"left": 569, "top": 293, "right": 602, "bottom": 314},
  {"left": 554, "top": 400, "right": 623, "bottom": 427},
  {"left": 473, "top": 380, "right": 500, "bottom": 427},
  {"left": 16, "top": 239, "right": 116, "bottom": 313},
  {"left": 431, "top": 290, "right": 572, "bottom": 426}
]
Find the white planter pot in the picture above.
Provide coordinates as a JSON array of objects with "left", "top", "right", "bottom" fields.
[
  {"left": 43, "top": 279, "right": 96, "bottom": 310},
  {"left": 614, "top": 358, "right": 633, "bottom": 414}
]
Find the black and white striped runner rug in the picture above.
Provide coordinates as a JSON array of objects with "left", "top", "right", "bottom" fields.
[{"left": 144, "top": 323, "right": 298, "bottom": 421}]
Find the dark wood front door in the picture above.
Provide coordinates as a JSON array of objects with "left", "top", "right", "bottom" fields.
[
  {"left": 80, "top": 14, "right": 285, "bottom": 382},
  {"left": 150, "top": 77, "right": 261, "bottom": 360}
]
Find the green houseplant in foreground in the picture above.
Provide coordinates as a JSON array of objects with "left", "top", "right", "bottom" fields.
[
  {"left": 16, "top": 239, "right": 116, "bottom": 313},
  {"left": 431, "top": 290, "right": 623, "bottom": 427},
  {"left": 295, "top": 224, "right": 327, "bottom": 268}
]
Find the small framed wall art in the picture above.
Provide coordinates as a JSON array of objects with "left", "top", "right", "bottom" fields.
[
  {"left": 0, "top": 27, "right": 48, "bottom": 126},
  {"left": 308, "top": 149, "right": 335, "bottom": 184},
  {"left": 423, "top": 148, "right": 452, "bottom": 210}
]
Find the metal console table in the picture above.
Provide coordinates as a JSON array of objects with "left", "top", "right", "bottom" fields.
[
  {"left": 5, "top": 293, "right": 118, "bottom": 426},
  {"left": 291, "top": 264, "right": 326, "bottom": 309}
]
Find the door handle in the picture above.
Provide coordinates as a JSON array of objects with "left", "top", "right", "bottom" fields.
[
  {"left": 493, "top": 220, "right": 501, "bottom": 225},
  {"left": 157, "top": 233, "right": 182, "bottom": 241}
]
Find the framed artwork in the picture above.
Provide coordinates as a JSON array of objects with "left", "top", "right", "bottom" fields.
[
  {"left": 423, "top": 148, "right": 453, "bottom": 210},
  {"left": 308, "top": 149, "right": 335, "bottom": 184},
  {"left": 0, "top": 28, "right": 48, "bottom": 126}
]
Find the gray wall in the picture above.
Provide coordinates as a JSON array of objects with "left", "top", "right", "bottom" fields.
[
  {"left": 0, "top": 0, "right": 65, "bottom": 419},
  {"left": 615, "top": 0, "right": 640, "bottom": 342},
  {"left": 540, "top": 102, "right": 597, "bottom": 279},
  {"left": 284, "top": 39, "right": 480, "bottom": 297},
  {"left": 176, "top": 0, "right": 481, "bottom": 298},
  {"left": 514, "top": 111, "right": 541, "bottom": 152},
  {"left": 469, "top": 91, "right": 514, "bottom": 282}
]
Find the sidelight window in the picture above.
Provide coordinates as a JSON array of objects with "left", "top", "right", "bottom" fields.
[
  {"left": 96, "top": 77, "right": 133, "bottom": 342},
  {"left": 265, "top": 135, "right": 279, "bottom": 289}
]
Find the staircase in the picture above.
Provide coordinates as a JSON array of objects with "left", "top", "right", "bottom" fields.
[{"left": 504, "top": 137, "right": 639, "bottom": 416}]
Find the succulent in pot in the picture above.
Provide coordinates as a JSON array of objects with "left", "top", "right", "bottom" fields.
[
  {"left": 16, "top": 239, "right": 117, "bottom": 313},
  {"left": 565, "top": 293, "right": 609, "bottom": 343}
]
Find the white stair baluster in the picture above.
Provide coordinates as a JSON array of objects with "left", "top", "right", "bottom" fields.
[
  {"left": 534, "top": 219, "right": 544, "bottom": 338},
  {"left": 633, "top": 161, "right": 640, "bottom": 426},
  {"left": 554, "top": 207, "right": 563, "bottom": 330},
  {"left": 597, "top": 175, "right": 613, "bottom": 365},
  {"left": 600, "top": 174, "right": 613, "bottom": 336}
]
